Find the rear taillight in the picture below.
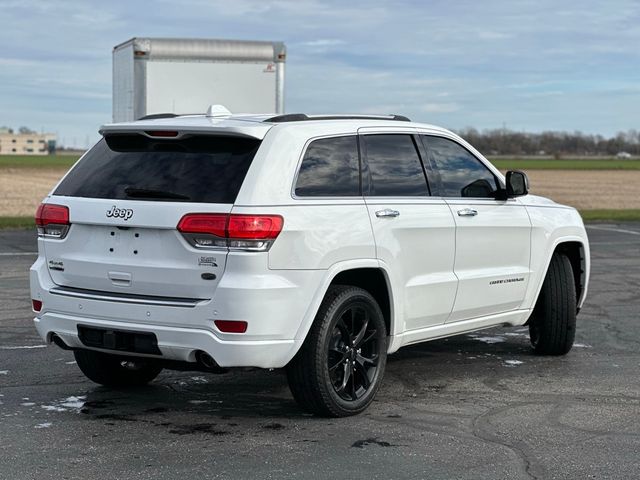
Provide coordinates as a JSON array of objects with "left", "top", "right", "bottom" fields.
[
  {"left": 227, "top": 215, "right": 283, "bottom": 239},
  {"left": 177, "top": 213, "right": 283, "bottom": 251},
  {"left": 32, "top": 299, "right": 42, "bottom": 312},
  {"left": 177, "top": 214, "right": 228, "bottom": 248},
  {"left": 35, "top": 204, "right": 70, "bottom": 239}
]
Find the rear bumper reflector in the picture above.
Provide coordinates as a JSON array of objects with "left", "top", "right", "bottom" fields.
[
  {"left": 214, "top": 320, "right": 248, "bottom": 334},
  {"left": 32, "top": 299, "right": 42, "bottom": 312}
]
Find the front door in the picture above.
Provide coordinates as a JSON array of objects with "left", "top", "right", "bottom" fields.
[{"left": 421, "top": 135, "right": 531, "bottom": 322}]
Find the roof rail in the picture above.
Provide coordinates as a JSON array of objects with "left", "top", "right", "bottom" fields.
[
  {"left": 263, "top": 113, "right": 411, "bottom": 123},
  {"left": 138, "top": 113, "right": 180, "bottom": 120},
  {"left": 263, "top": 113, "right": 310, "bottom": 122}
]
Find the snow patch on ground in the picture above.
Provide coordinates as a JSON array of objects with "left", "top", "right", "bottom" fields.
[
  {"left": 469, "top": 335, "right": 506, "bottom": 344},
  {"left": 65, "top": 361, "right": 77, "bottom": 365},
  {"left": 21, "top": 402, "right": 36, "bottom": 407},
  {"left": 0, "top": 345, "right": 47, "bottom": 350},
  {"left": 60, "top": 396, "right": 86, "bottom": 409},
  {"left": 41, "top": 395, "right": 86, "bottom": 413},
  {"left": 0, "top": 370, "right": 8, "bottom": 375},
  {"left": 574, "top": 343, "right": 592, "bottom": 348},
  {"left": 41, "top": 405, "right": 67, "bottom": 412},
  {"left": 190, "top": 376, "right": 209, "bottom": 384},
  {"left": 504, "top": 360, "right": 524, "bottom": 367},
  {"left": 35, "top": 422, "right": 52, "bottom": 429}
]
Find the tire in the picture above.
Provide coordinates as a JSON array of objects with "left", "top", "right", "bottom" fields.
[
  {"left": 74, "top": 349, "right": 162, "bottom": 387},
  {"left": 286, "top": 285, "right": 387, "bottom": 417},
  {"left": 529, "top": 252, "right": 577, "bottom": 355}
]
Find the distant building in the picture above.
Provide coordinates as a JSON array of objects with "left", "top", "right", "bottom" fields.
[{"left": 0, "top": 129, "right": 56, "bottom": 155}]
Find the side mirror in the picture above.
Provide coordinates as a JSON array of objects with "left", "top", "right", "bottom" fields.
[{"left": 506, "top": 170, "right": 529, "bottom": 197}]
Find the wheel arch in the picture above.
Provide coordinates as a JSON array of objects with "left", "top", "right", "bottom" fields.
[
  {"left": 527, "top": 237, "right": 589, "bottom": 318},
  {"left": 329, "top": 268, "right": 393, "bottom": 337},
  {"left": 555, "top": 241, "right": 587, "bottom": 311},
  {"left": 290, "top": 260, "right": 396, "bottom": 360}
]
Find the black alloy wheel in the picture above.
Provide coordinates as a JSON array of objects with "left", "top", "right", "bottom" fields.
[
  {"left": 328, "top": 304, "right": 380, "bottom": 401},
  {"left": 287, "top": 285, "right": 387, "bottom": 417}
]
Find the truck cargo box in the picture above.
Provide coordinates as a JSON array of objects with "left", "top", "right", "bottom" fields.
[{"left": 113, "top": 37, "right": 286, "bottom": 122}]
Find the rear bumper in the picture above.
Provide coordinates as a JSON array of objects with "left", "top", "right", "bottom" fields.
[
  {"left": 30, "top": 253, "right": 325, "bottom": 369},
  {"left": 34, "top": 313, "right": 295, "bottom": 368}
]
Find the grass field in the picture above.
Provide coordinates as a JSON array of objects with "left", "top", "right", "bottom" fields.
[
  {"left": 489, "top": 157, "right": 640, "bottom": 170},
  {"left": 0, "top": 216, "right": 35, "bottom": 229},
  {"left": 579, "top": 209, "right": 640, "bottom": 222},
  {"left": 0, "top": 155, "right": 79, "bottom": 169}
]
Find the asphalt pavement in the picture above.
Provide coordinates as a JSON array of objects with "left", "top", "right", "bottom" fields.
[{"left": 1, "top": 224, "right": 639, "bottom": 479}]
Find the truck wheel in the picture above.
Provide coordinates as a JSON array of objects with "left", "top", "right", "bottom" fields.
[
  {"left": 529, "top": 252, "right": 577, "bottom": 355},
  {"left": 74, "top": 349, "right": 162, "bottom": 387},
  {"left": 287, "top": 285, "right": 387, "bottom": 417}
]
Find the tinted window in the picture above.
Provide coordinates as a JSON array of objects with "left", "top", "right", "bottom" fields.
[
  {"left": 295, "top": 136, "right": 360, "bottom": 196},
  {"left": 363, "top": 134, "right": 428, "bottom": 196},
  {"left": 54, "top": 135, "right": 260, "bottom": 204},
  {"left": 424, "top": 136, "right": 498, "bottom": 198}
]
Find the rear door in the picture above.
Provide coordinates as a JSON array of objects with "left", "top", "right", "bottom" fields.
[
  {"left": 43, "top": 133, "right": 261, "bottom": 300},
  {"left": 361, "top": 132, "right": 457, "bottom": 332},
  {"left": 421, "top": 135, "right": 531, "bottom": 322}
]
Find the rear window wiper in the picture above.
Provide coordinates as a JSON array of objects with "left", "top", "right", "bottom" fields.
[{"left": 124, "top": 187, "right": 191, "bottom": 200}]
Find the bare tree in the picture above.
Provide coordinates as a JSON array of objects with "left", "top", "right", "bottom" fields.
[{"left": 456, "top": 128, "right": 640, "bottom": 156}]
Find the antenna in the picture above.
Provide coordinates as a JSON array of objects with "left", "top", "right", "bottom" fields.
[{"left": 206, "top": 105, "right": 232, "bottom": 117}]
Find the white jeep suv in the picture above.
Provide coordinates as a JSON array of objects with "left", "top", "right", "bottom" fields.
[{"left": 30, "top": 108, "right": 590, "bottom": 417}]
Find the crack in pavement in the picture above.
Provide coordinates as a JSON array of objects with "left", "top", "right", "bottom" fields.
[{"left": 471, "top": 402, "right": 546, "bottom": 480}]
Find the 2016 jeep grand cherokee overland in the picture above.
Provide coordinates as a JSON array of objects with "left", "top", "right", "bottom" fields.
[{"left": 30, "top": 108, "right": 590, "bottom": 417}]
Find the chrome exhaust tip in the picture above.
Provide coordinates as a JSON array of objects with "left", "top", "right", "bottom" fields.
[
  {"left": 51, "top": 333, "right": 72, "bottom": 350},
  {"left": 195, "top": 350, "right": 223, "bottom": 371}
]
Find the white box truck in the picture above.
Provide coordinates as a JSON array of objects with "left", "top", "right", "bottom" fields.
[{"left": 112, "top": 37, "right": 286, "bottom": 122}]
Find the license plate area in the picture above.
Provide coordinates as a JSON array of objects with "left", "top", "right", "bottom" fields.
[{"left": 77, "top": 325, "right": 161, "bottom": 355}]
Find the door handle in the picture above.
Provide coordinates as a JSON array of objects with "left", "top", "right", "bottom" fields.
[
  {"left": 375, "top": 209, "right": 400, "bottom": 218},
  {"left": 457, "top": 208, "right": 478, "bottom": 217}
]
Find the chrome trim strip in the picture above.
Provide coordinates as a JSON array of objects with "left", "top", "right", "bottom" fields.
[{"left": 49, "top": 286, "right": 206, "bottom": 308}]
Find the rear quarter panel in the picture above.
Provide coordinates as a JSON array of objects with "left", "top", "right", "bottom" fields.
[{"left": 234, "top": 124, "right": 377, "bottom": 270}]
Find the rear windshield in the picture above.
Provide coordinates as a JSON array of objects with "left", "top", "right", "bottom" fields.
[{"left": 54, "top": 134, "right": 261, "bottom": 204}]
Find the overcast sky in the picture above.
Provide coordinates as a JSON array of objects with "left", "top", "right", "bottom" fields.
[{"left": 1, "top": 0, "right": 638, "bottom": 147}]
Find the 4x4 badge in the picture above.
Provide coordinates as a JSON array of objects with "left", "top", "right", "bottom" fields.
[{"left": 106, "top": 205, "right": 133, "bottom": 221}]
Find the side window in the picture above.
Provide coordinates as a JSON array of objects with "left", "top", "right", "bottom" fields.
[
  {"left": 424, "top": 136, "right": 499, "bottom": 198},
  {"left": 294, "top": 136, "right": 360, "bottom": 197},
  {"left": 363, "top": 134, "right": 428, "bottom": 196}
]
